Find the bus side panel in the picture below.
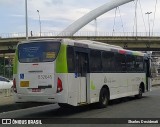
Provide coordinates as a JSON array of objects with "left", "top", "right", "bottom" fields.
[
  {"left": 127, "top": 73, "right": 146, "bottom": 95},
  {"left": 89, "top": 73, "right": 108, "bottom": 103},
  {"left": 90, "top": 73, "right": 122, "bottom": 102},
  {"left": 89, "top": 73, "right": 146, "bottom": 102},
  {"left": 67, "top": 73, "right": 80, "bottom": 106}
]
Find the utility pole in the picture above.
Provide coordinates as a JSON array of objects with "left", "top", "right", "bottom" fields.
[
  {"left": 25, "top": 0, "right": 28, "bottom": 40},
  {"left": 37, "top": 10, "right": 42, "bottom": 37},
  {"left": 145, "top": 12, "right": 152, "bottom": 37}
]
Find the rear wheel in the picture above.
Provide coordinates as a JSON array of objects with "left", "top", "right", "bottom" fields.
[
  {"left": 135, "top": 87, "right": 143, "bottom": 99},
  {"left": 97, "top": 88, "right": 109, "bottom": 108}
]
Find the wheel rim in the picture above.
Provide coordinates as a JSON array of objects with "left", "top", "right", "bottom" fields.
[
  {"left": 139, "top": 88, "right": 142, "bottom": 97},
  {"left": 102, "top": 93, "right": 107, "bottom": 105}
]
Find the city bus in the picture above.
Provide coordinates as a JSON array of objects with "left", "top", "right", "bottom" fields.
[{"left": 13, "top": 38, "right": 151, "bottom": 108}]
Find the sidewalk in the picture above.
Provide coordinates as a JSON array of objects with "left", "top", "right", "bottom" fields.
[
  {"left": 0, "top": 89, "right": 14, "bottom": 106},
  {"left": 0, "top": 96, "right": 14, "bottom": 106}
]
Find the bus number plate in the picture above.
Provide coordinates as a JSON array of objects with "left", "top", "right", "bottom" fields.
[{"left": 38, "top": 75, "right": 52, "bottom": 80}]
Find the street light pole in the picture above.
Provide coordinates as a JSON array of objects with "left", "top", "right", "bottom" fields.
[
  {"left": 25, "top": 0, "right": 28, "bottom": 40},
  {"left": 145, "top": 12, "right": 152, "bottom": 37},
  {"left": 37, "top": 10, "right": 41, "bottom": 37}
]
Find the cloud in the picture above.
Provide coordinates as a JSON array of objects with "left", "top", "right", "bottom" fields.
[
  {"left": 28, "top": 4, "right": 91, "bottom": 22},
  {"left": 0, "top": 0, "right": 23, "bottom": 6},
  {"left": 0, "top": 0, "right": 15, "bottom": 4},
  {"left": 1, "top": 0, "right": 160, "bottom": 34},
  {"left": 51, "top": 0, "right": 63, "bottom": 5},
  {"left": 11, "top": 14, "right": 24, "bottom": 18}
]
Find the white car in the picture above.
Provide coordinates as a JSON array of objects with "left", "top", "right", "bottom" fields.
[{"left": 0, "top": 76, "right": 13, "bottom": 89}]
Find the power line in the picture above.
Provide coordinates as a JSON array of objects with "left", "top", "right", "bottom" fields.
[
  {"left": 138, "top": 0, "right": 147, "bottom": 33},
  {"left": 133, "top": 0, "right": 138, "bottom": 36},
  {"left": 118, "top": 7, "right": 125, "bottom": 34},
  {"left": 152, "top": 0, "right": 158, "bottom": 35},
  {"left": 112, "top": 7, "right": 118, "bottom": 36}
]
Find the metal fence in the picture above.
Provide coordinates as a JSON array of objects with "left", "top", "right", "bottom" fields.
[{"left": 1, "top": 32, "right": 160, "bottom": 38}]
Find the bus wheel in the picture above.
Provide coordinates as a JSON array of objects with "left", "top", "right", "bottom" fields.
[
  {"left": 135, "top": 87, "right": 142, "bottom": 99},
  {"left": 98, "top": 88, "right": 109, "bottom": 108}
]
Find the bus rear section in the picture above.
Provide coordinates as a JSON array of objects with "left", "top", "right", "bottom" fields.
[{"left": 13, "top": 40, "right": 61, "bottom": 103}]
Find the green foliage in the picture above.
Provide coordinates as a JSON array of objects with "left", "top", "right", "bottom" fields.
[{"left": 0, "top": 57, "right": 13, "bottom": 79}]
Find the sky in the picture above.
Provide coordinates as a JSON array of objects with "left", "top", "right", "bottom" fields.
[{"left": 0, "top": 0, "right": 160, "bottom": 37}]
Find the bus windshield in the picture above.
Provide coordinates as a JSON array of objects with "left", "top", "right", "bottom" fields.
[{"left": 18, "top": 41, "right": 60, "bottom": 63}]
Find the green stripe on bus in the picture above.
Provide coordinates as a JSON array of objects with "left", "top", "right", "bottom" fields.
[
  {"left": 56, "top": 44, "right": 68, "bottom": 73},
  {"left": 91, "top": 80, "right": 96, "bottom": 90},
  {"left": 13, "top": 49, "right": 18, "bottom": 74}
]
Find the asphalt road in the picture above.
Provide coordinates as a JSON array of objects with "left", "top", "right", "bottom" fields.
[{"left": 1, "top": 86, "right": 160, "bottom": 127}]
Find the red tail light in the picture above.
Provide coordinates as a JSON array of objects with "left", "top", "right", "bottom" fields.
[
  {"left": 57, "top": 78, "right": 63, "bottom": 93},
  {"left": 13, "top": 78, "right": 17, "bottom": 93}
]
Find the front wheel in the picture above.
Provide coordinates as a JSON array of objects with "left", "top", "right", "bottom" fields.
[
  {"left": 135, "top": 87, "right": 142, "bottom": 99},
  {"left": 97, "top": 88, "right": 109, "bottom": 108}
]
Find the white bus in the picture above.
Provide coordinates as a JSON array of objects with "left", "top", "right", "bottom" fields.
[{"left": 13, "top": 38, "right": 151, "bottom": 108}]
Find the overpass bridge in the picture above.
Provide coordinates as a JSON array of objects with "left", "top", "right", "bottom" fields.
[{"left": 1, "top": 35, "right": 160, "bottom": 54}]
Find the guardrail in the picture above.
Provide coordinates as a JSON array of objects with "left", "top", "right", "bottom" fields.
[{"left": 1, "top": 32, "right": 160, "bottom": 38}]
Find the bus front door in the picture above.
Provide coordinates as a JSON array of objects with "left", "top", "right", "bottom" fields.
[
  {"left": 76, "top": 52, "right": 89, "bottom": 103},
  {"left": 145, "top": 58, "right": 152, "bottom": 91}
]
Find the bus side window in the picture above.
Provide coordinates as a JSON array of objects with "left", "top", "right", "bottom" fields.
[
  {"left": 67, "top": 46, "right": 75, "bottom": 73},
  {"left": 126, "top": 55, "right": 135, "bottom": 72},
  {"left": 135, "top": 56, "right": 144, "bottom": 72},
  {"left": 102, "top": 51, "right": 115, "bottom": 72},
  {"left": 114, "top": 53, "right": 126, "bottom": 72},
  {"left": 90, "top": 50, "right": 102, "bottom": 73}
]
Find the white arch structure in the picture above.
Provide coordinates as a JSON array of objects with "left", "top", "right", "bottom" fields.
[{"left": 58, "top": 0, "right": 134, "bottom": 36}]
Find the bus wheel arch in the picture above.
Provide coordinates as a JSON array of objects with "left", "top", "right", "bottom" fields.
[
  {"left": 135, "top": 82, "right": 145, "bottom": 99},
  {"left": 102, "top": 85, "right": 110, "bottom": 99},
  {"left": 98, "top": 85, "right": 110, "bottom": 108}
]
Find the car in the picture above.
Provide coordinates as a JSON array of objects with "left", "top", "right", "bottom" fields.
[{"left": 0, "top": 76, "right": 13, "bottom": 89}]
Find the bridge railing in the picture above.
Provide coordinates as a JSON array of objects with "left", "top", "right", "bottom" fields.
[{"left": 0, "top": 32, "right": 160, "bottom": 38}]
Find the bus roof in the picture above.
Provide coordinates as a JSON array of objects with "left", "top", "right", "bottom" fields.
[
  {"left": 19, "top": 38, "right": 146, "bottom": 57},
  {"left": 62, "top": 39, "right": 146, "bottom": 57}
]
